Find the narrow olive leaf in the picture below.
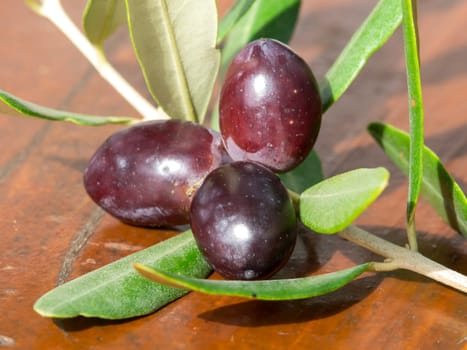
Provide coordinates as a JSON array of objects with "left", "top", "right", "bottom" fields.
[
  {"left": 217, "top": 0, "right": 255, "bottom": 44},
  {"left": 401, "top": 0, "right": 424, "bottom": 250},
  {"left": 0, "top": 89, "right": 135, "bottom": 126},
  {"left": 220, "top": 0, "right": 300, "bottom": 75},
  {"left": 34, "top": 231, "right": 211, "bottom": 319},
  {"left": 320, "top": 0, "right": 402, "bottom": 112},
  {"left": 125, "top": 0, "right": 220, "bottom": 122},
  {"left": 300, "top": 168, "right": 389, "bottom": 234},
  {"left": 83, "top": 0, "right": 127, "bottom": 47},
  {"left": 134, "top": 263, "right": 370, "bottom": 300},
  {"left": 368, "top": 122, "right": 467, "bottom": 237},
  {"left": 279, "top": 150, "right": 323, "bottom": 194}
]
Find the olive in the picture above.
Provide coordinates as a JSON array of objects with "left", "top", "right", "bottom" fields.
[
  {"left": 220, "top": 38, "right": 322, "bottom": 173},
  {"left": 190, "top": 161, "right": 297, "bottom": 280},
  {"left": 84, "top": 120, "right": 230, "bottom": 227}
]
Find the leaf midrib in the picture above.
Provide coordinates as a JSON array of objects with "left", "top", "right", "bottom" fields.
[
  {"left": 302, "top": 182, "right": 385, "bottom": 200},
  {"left": 159, "top": 0, "right": 196, "bottom": 121}
]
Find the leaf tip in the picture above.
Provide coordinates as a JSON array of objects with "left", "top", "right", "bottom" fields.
[
  {"left": 32, "top": 297, "right": 71, "bottom": 319},
  {"left": 32, "top": 302, "right": 50, "bottom": 318},
  {"left": 133, "top": 262, "right": 156, "bottom": 280},
  {"left": 377, "top": 166, "right": 390, "bottom": 183},
  {"left": 367, "top": 122, "right": 385, "bottom": 139}
]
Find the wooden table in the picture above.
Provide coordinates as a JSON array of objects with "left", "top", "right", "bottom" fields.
[{"left": 1, "top": 1, "right": 465, "bottom": 349}]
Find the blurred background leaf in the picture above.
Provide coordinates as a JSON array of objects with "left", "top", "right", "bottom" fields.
[
  {"left": 320, "top": 0, "right": 402, "bottom": 112},
  {"left": 217, "top": 0, "right": 255, "bottom": 44},
  {"left": 279, "top": 150, "right": 323, "bottom": 194},
  {"left": 83, "top": 0, "right": 127, "bottom": 48}
]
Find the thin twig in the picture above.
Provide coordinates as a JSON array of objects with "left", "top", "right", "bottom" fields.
[
  {"left": 339, "top": 225, "right": 467, "bottom": 293},
  {"left": 25, "top": 0, "right": 169, "bottom": 121},
  {"left": 289, "top": 189, "right": 466, "bottom": 293}
]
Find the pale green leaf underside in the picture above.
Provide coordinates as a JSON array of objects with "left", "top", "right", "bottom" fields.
[
  {"left": 279, "top": 150, "right": 323, "bottom": 194},
  {"left": 34, "top": 231, "right": 211, "bottom": 319},
  {"left": 0, "top": 89, "right": 135, "bottom": 126},
  {"left": 83, "top": 0, "right": 127, "bottom": 46},
  {"left": 125, "top": 0, "right": 220, "bottom": 122},
  {"left": 217, "top": 0, "right": 255, "bottom": 44},
  {"left": 300, "top": 168, "right": 389, "bottom": 234},
  {"left": 320, "top": 0, "right": 402, "bottom": 112},
  {"left": 135, "top": 263, "right": 370, "bottom": 300},
  {"left": 368, "top": 122, "right": 467, "bottom": 237}
]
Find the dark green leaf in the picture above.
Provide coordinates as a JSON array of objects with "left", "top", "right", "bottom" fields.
[
  {"left": 279, "top": 150, "right": 323, "bottom": 194},
  {"left": 401, "top": 0, "right": 424, "bottom": 249},
  {"left": 83, "top": 0, "right": 127, "bottom": 47},
  {"left": 125, "top": 0, "right": 220, "bottom": 122},
  {"left": 217, "top": 0, "right": 255, "bottom": 44},
  {"left": 0, "top": 89, "right": 135, "bottom": 126},
  {"left": 320, "top": 0, "right": 402, "bottom": 112},
  {"left": 368, "top": 122, "right": 467, "bottom": 237},
  {"left": 34, "top": 231, "right": 211, "bottom": 319},
  {"left": 300, "top": 168, "right": 389, "bottom": 234},
  {"left": 220, "top": 0, "right": 300, "bottom": 75},
  {"left": 135, "top": 263, "right": 370, "bottom": 300}
]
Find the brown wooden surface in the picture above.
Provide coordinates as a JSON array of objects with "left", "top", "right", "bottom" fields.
[{"left": 1, "top": 1, "right": 466, "bottom": 349}]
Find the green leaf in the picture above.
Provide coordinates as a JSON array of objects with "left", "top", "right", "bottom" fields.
[
  {"left": 279, "top": 150, "right": 323, "bottom": 194},
  {"left": 83, "top": 0, "right": 127, "bottom": 47},
  {"left": 34, "top": 231, "right": 211, "bottom": 319},
  {"left": 217, "top": 0, "right": 255, "bottom": 44},
  {"left": 220, "top": 0, "right": 300, "bottom": 75},
  {"left": 135, "top": 262, "right": 370, "bottom": 300},
  {"left": 320, "top": 0, "right": 402, "bottom": 112},
  {"left": 368, "top": 122, "right": 467, "bottom": 237},
  {"left": 300, "top": 168, "right": 389, "bottom": 234},
  {"left": 0, "top": 89, "right": 135, "bottom": 126},
  {"left": 401, "top": 0, "right": 424, "bottom": 250},
  {"left": 125, "top": 0, "right": 220, "bottom": 122}
]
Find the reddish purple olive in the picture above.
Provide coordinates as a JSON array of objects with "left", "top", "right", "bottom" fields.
[
  {"left": 190, "top": 161, "right": 297, "bottom": 280},
  {"left": 219, "top": 38, "right": 322, "bottom": 173},
  {"left": 83, "top": 120, "right": 230, "bottom": 227}
]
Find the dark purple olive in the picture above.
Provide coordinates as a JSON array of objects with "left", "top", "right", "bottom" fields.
[
  {"left": 190, "top": 161, "right": 297, "bottom": 280},
  {"left": 83, "top": 120, "right": 230, "bottom": 227},
  {"left": 219, "top": 38, "right": 322, "bottom": 173}
]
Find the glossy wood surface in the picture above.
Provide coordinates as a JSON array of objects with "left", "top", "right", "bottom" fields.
[{"left": 0, "top": 1, "right": 465, "bottom": 349}]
